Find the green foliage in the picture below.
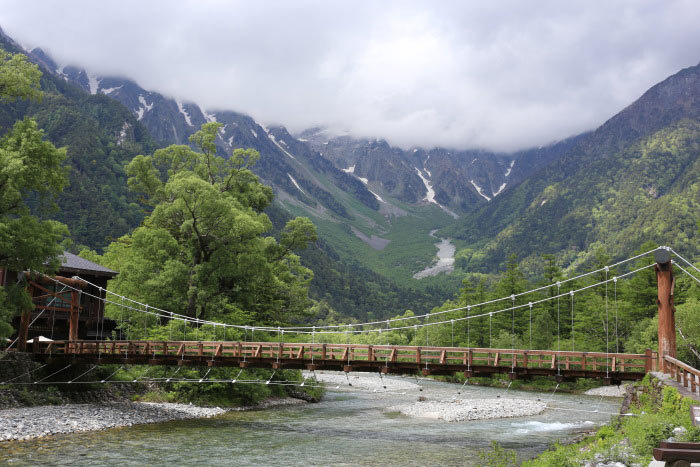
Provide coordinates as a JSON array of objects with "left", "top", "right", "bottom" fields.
[
  {"left": 0, "top": 49, "right": 42, "bottom": 102},
  {"left": 96, "top": 123, "right": 317, "bottom": 336},
  {"left": 448, "top": 119, "right": 700, "bottom": 273},
  {"left": 527, "top": 376, "right": 699, "bottom": 465},
  {"left": 0, "top": 50, "right": 69, "bottom": 338},
  {"left": 476, "top": 441, "right": 517, "bottom": 467}
]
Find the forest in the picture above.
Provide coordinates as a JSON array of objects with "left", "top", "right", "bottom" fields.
[{"left": 2, "top": 46, "right": 700, "bottom": 406}]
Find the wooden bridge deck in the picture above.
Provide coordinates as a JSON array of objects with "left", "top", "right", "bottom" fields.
[{"left": 22, "top": 339, "right": 656, "bottom": 383}]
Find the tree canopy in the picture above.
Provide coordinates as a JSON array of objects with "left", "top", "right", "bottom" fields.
[
  {"left": 0, "top": 49, "right": 68, "bottom": 337},
  {"left": 93, "top": 122, "right": 317, "bottom": 331}
]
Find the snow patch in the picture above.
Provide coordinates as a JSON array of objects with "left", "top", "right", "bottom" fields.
[
  {"left": 505, "top": 160, "right": 515, "bottom": 177},
  {"left": 117, "top": 122, "right": 129, "bottom": 145},
  {"left": 200, "top": 106, "right": 217, "bottom": 123},
  {"left": 342, "top": 165, "right": 356, "bottom": 174},
  {"left": 101, "top": 85, "right": 123, "bottom": 95},
  {"left": 176, "top": 100, "right": 193, "bottom": 126},
  {"left": 227, "top": 136, "right": 234, "bottom": 146},
  {"left": 470, "top": 180, "right": 491, "bottom": 201},
  {"left": 268, "top": 133, "right": 297, "bottom": 160},
  {"left": 368, "top": 189, "right": 384, "bottom": 202},
  {"left": 493, "top": 183, "right": 507, "bottom": 196},
  {"left": 415, "top": 168, "right": 437, "bottom": 204},
  {"left": 279, "top": 139, "right": 287, "bottom": 146},
  {"left": 87, "top": 73, "right": 100, "bottom": 95},
  {"left": 136, "top": 95, "right": 154, "bottom": 121},
  {"left": 250, "top": 129, "right": 258, "bottom": 138},
  {"left": 540, "top": 199, "right": 548, "bottom": 206},
  {"left": 287, "top": 174, "right": 305, "bottom": 194},
  {"left": 358, "top": 177, "right": 369, "bottom": 184}
]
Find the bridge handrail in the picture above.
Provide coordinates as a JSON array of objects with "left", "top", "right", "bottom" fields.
[
  {"left": 28, "top": 339, "right": 653, "bottom": 372},
  {"left": 663, "top": 355, "right": 700, "bottom": 394}
]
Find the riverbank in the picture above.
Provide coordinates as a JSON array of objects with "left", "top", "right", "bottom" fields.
[
  {"left": 0, "top": 397, "right": 305, "bottom": 442},
  {"left": 524, "top": 375, "right": 699, "bottom": 465}
]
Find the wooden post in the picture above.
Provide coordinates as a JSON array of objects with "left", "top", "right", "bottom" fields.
[
  {"left": 18, "top": 310, "right": 31, "bottom": 352},
  {"left": 69, "top": 289, "right": 80, "bottom": 342},
  {"left": 655, "top": 248, "right": 676, "bottom": 372},
  {"left": 18, "top": 283, "right": 35, "bottom": 352},
  {"left": 645, "top": 348, "right": 653, "bottom": 373}
]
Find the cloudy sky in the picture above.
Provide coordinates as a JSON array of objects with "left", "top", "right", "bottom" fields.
[{"left": 1, "top": 1, "right": 699, "bottom": 151}]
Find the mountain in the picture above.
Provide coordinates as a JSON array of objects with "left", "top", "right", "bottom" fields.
[
  {"left": 444, "top": 62, "right": 700, "bottom": 272},
  {"left": 4, "top": 24, "right": 696, "bottom": 316},
  {"left": 0, "top": 28, "right": 454, "bottom": 319},
  {"left": 0, "top": 29, "right": 156, "bottom": 249},
  {"left": 16, "top": 44, "right": 510, "bottom": 289}
]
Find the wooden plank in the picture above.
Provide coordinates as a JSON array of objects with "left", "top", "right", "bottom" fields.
[
  {"left": 416, "top": 348, "right": 421, "bottom": 364},
  {"left": 296, "top": 346, "right": 304, "bottom": 359},
  {"left": 439, "top": 350, "right": 446, "bottom": 365},
  {"left": 550, "top": 354, "right": 556, "bottom": 369},
  {"left": 612, "top": 357, "right": 616, "bottom": 372},
  {"left": 494, "top": 352, "right": 500, "bottom": 367},
  {"left": 653, "top": 448, "right": 700, "bottom": 462},
  {"left": 390, "top": 347, "right": 397, "bottom": 362}
]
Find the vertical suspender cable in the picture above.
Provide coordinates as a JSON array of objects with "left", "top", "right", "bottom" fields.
[
  {"left": 528, "top": 302, "right": 533, "bottom": 350},
  {"left": 570, "top": 290, "right": 575, "bottom": 351},
  {"left": 614, "top": 277, "right": 619, "bottom": 353},
  {"left": 511, "top": 295, "right": 515, "bottom": 352},
  {"left": 605, "top": 267, "right": 609, "bottom": 378},
  {"left": 467, "top": 305, "right": 471, "bottom": 348}
]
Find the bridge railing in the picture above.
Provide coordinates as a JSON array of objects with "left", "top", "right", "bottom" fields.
[
  {"left": 28, "top": 339, "right": 655, "bottom": 376},
  {"left": 663, "top": 355, "right": 700, "bottom": 394}
]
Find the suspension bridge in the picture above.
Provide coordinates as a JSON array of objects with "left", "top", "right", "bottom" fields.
[{"left": 3, "top": 246, "right": 700, "bottom": 389}]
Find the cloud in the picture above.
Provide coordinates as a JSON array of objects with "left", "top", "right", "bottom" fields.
[{"left": 1, "top": 0, "right": 698, "bottom": 152}]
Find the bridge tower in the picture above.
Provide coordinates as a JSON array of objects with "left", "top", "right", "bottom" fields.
[{"left": 655, "top": 248, "right": 676, "bottom": 371}]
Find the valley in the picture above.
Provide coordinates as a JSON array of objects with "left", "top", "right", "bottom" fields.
[{"left": 0, "top": 25, "right": 697, "bottom": 321}]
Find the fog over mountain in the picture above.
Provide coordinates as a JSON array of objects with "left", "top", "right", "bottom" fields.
[{"left": 1, "top": 0, "right": 699, "bottom": 151}]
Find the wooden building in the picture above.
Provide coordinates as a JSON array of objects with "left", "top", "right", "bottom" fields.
[{"left": 3, "top": 252, "right": 118, "bottom": 350}]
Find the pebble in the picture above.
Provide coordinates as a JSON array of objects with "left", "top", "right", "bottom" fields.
[
  {"left": 306, "top": 371, "right": 420, "bottom": 391},
  {"left": 584, "top": 385, "right": 627, "bottom": 397},
  {"left": 387, "top": 398, "right": 546, "bottom": 422},
  {"left": 0, "top": 402, "right": 228, "bottom": 442}
]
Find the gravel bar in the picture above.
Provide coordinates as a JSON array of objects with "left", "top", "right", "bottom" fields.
[
  {"left": 388, "top": 398, "right": 547, "bottom": 422},
  {"left": 307, "top": 371, "right": 420, "bottom": 391},
  {"left": 584, "top": 385, "right": 627, "bottom": 397},
  {"left": 0, "top": 402, "right": 229, "bottom": 442}
]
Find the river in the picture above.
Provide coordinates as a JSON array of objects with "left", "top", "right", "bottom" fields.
[
  {"left": 413, "top": 230, "right": 456, "bottom": 279},
  {"left": 1, "top": 377, "right": 620, "bottom": 466}
]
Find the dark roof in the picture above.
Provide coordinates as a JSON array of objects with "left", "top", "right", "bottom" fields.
[{"left": 58, "top": 252, "right": 118, "bottom": 278}]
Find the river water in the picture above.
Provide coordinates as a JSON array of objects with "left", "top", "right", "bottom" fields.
[
  {"left": 1, "top": 377, "right": 620, "bottom": 466},
  {"left": 413, "top": 230, "right": 456, "bottom": 279}
]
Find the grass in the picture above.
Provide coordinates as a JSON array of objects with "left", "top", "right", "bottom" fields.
[{"left": 522, "top": 374, "right": 700, "bottom": 465}]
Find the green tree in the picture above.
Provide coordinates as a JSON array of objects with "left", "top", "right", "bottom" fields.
[
  {"left": 102, "top": 122, "right": 316, "bottom": 332},
  {"left": 0, "top": 50, "right": 68, "bottom": 338}
]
